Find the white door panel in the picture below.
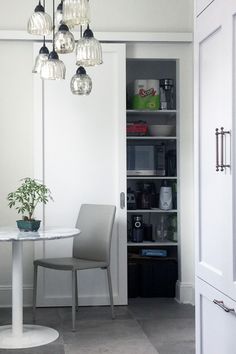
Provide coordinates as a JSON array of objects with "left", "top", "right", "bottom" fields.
[
  {"left": 34, "top": 43, "right": 127, "bottom": 306},
  {"left": 196, "top": 0, "right": 232, "bottom": 294}
]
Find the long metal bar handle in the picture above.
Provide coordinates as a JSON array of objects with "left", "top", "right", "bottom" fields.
[
  {"left": 213, "top": 299, "right": 235, "bottom": 313},
  {"left": 220, "top": 127, "right": 231, "bottom": 171},
  {"left": 215, "top": 128, "right": 219, "bottom": 171},
  {"left": 220, "top": 127, "right": 224, "bottom": 171}
]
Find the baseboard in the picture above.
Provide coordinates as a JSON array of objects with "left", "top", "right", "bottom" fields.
[
  {"left": 0, "top": 285, "right": 127, "bottom": 307},
  {"left": 175, "top": 280, "right": 195, "bottom": 305},
  {"left": 37, "top": 294, "right": 124, "bottom": 307},
  {"left": 0, "top": 283, "right": 195, "bottom": 307},
  {"left": 0, "top": 285, "right": 33, "bottom": 307}
]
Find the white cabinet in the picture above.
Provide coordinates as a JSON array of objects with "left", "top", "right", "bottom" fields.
[
  {"left": 195, "top": 0, "right": 236, "bottom": 352},
  {"left": 196, "top": 278, "right": 236, "bottom": 354},
  {"left": 195, "top": 0, "right": 233, "bottom": 296}
]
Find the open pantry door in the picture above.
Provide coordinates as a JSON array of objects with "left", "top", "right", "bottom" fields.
[{"left": 33, "top": 43, "right": 127, "bottom": 306}]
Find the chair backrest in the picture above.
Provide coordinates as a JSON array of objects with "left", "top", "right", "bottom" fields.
[{"left": 73, "top": 204, "right": 116, "bottom": 264}]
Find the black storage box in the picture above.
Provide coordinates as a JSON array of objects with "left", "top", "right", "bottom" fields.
[
  {"left": 139, "top": 260, "right": 178, "bottom": 297},
  {"left": 128, "top": 262, "right": 140, "bottom": 298},
  {"left": 128, "top": 256, "right": 178, "bottom": 298}
]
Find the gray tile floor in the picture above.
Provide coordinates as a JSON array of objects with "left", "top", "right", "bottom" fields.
[{"left": 0, "top": 298, "right": 195, "bottom": 354}]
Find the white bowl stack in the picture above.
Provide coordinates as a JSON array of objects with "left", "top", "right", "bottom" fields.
[{"left": 148, "top": 125, "right": 175, "bottom": 137}]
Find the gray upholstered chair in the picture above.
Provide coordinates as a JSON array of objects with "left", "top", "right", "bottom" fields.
[{"left": 33, "top": 204, "right": 116, "bottom": 331}]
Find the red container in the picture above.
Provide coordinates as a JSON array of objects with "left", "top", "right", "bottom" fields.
[{"left": 127, "top": 122, "right": 148, "bottom": 136}]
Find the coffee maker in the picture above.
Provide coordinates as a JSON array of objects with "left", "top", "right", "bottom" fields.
[{"left": 136, "top": 182, "right": 157, "bottom": 209}]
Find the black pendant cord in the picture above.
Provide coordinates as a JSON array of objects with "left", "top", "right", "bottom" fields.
[
  {"left": 52, "top": 0, "right": 55, "bottom": 51},
  {"left": 43, "top": 0, "right": 46, "bottom": 47}
]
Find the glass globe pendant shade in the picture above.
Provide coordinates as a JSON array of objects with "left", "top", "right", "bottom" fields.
[
  {"left": 41, "top": 50, "right": 66, "bottom": 80},
  {"left": 55, "top": 1, "right": 63, "bottom": 30},
  {"left": 76, "top": 26, "right": 103, "bottom": 67},
  {"left": 32, "top": 44, "right": 49, "bottom": 74},
  {"left": 70, "top": 66, "right": 92, "bottom": 95},
  {"left": 63, "top": 0, "right": 90, "bottom": 27},
  {"left": 27, "top": 1, "right": 52, "bottom": 35},
  {"left": 55, "top": 24, "right": 75, "bottom": 54}
]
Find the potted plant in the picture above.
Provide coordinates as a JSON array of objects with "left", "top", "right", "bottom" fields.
[{"left": 7, "top": 177, "right": 53, "bottom": 232}]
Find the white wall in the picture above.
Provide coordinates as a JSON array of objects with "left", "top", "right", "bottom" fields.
[
  {"left": 0, "top": 41, "right": 34, "bottom": 305},
  {"left": 0, "top": 0, "right": 194, "bottom": 306},
  {"left": 0, "top": 0, "right": 193, "bottom": 32}
]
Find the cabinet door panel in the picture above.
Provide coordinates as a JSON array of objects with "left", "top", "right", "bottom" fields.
[
  {"left": 196, "top": 278, "right": 236, "bottom": 354},
  {"left": 33, "top": 43, "right": 127, "bottom": 306},
  {"left": 195, "top": 0, "right": 232, "bottom": 294}
]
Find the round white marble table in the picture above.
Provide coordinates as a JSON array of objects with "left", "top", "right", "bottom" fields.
[{"left": 0, "top": 227, "right": 80, "bottom": 349}]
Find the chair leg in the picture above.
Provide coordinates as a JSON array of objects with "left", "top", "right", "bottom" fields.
[
  {"left": 72, "top": 270, "right": 76, "bottom": 331},
  {"left": 106, "top": 267, "right": 115, "bottom": 319},
  {"left": 75, "top": 271, "right": 79, "bottom": 312},
  {"left": 32, "top": 263, "right": 38, "bottom": 323}
]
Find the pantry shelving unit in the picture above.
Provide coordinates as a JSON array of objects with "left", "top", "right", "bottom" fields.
[{"left": 126, "top": 58, "right": 179, "bottom": 299}]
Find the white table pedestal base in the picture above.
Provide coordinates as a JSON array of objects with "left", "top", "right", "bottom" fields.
[
  {"left": 0, "top": 228, "right": 80, "bottom": 349},
  {"left": 0, "top": 324, "right": 59, "bottom": 349}
]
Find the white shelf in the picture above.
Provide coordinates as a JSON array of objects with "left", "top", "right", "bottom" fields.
[
  {"left": 127, "top": 176, "right": 177, "bottom": 180},
  {"left": 127, "top": 241, "right": 178, "bottom": 247},
  {"left": 126, "top": 109, "right": 177, "bottom": 114},
  {"left": 127, "top": 209, "right": 177, "bottom": 213},
  {"left": 127, "top": 136, "right": 177, "bottom": 140}
]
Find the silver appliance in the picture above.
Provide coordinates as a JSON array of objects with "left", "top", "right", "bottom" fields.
[
  {"left": 127, "top": 144, "right": 165, "bottom": 176},
  {"left": 159, "top": 186, "right": 173, "bottom": 210}
]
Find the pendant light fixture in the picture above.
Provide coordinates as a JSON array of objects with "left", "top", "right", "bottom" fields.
[
  {"left": 32, "top": 0, "right": 50, "bottom": 75},
  {"left": 71, "top": 66, "right": 92, "bottom": 95},
  {"left": 41, "top": 0, "right": 66, "bottom": 80},
  {"left": 41, "top": 51, "right": 66, "bottom": 80},
  {"left": 27, "top": 0, "right": 52, "bottom": 35},
  {"left": 76, "top": 25, "right": 102, "bottom": 67},
  {"left": 32, "top": 40, "right": 49, "bottom": 74},
  {"left": 55, "top": 23, "right": 75, "bottom": 54},
  {"left": 63, "top": 0, "right": 90, "bottom": 28},
  {"left": 28, "top": 0, "right": 102, "bottom": 94}
]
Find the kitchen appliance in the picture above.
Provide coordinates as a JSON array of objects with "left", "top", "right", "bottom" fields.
[
  {"left": 166, "top": 149, "right": 176, "bottom": 176},
  {"left": 131, "top": 215, "right": 144, "bottom": 242},
  {"left": 156, "top": 144, "right": 166, "bottom": 176},
  {"left": 127, "top": 144, "right": 165, "bottom": 176},
  {"left": 127, "top": 188, "right": 136, "bottom": 210},
  {"left": 159, "top": 181, "right": 173, "bottom": 210},
  {"left": 141, "top": 182, "right": 156, "bottom": 209},
  {"left": 127, "top": 145, "right": 156, "bottom": 176},
  {"left": 160, "top": 79, "right": 174, "bottom": 110}
]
